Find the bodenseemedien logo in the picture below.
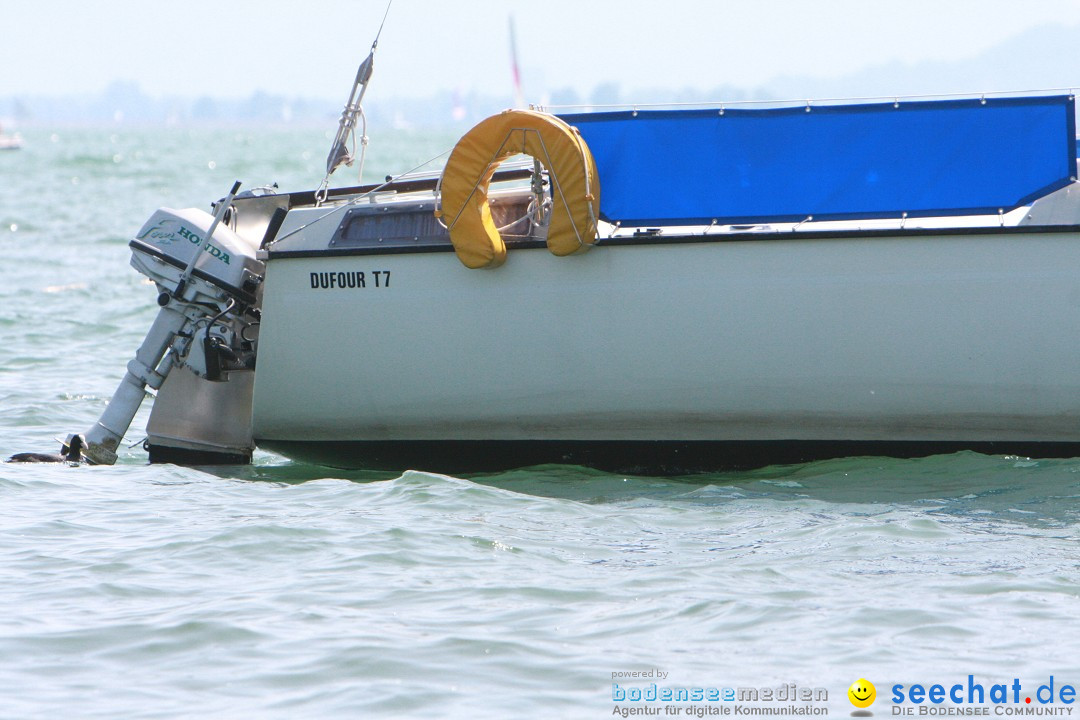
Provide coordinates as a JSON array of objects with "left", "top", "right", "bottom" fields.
[
  {"left": 849, "top": 678, "right": 876, "bottom": 715},
  {"left": 609, "top": 678, "right": 829, "bottom": 716}
]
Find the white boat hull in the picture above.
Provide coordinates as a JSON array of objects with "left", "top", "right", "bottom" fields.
[{"left": 251, "top": 228, "right": 1080, "bottom": 469}]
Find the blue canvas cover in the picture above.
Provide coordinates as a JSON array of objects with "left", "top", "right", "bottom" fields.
[{"left": 558, "top": 96, "right": 1076, "bottom": 226}]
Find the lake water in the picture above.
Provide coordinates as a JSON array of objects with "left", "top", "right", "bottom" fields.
[{"left": 1, "top": 127, "right": 1079, "bottom": 719}]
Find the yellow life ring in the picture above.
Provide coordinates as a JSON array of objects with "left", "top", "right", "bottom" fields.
[{"left": 437, "top": 109, "right": 600, "bottom": 269}]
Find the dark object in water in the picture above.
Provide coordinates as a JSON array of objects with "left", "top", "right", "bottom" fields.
[{"left": 7, "top": 435, "right": 84, "bottom": 464}]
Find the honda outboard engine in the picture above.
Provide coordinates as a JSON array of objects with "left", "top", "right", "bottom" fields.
[{"left": 72, "top": 183, "right": 264, "bottom": 465}]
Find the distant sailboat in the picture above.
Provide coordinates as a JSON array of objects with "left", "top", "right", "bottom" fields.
[
  {"left": 451, "top": 86, "right": 467, "bottom": 122},
  {"left": 0, "top": 123, "right": 23, "bottom": 151},
  {"left": 509, "top": 15, "right": 525, "bottom": 109}
]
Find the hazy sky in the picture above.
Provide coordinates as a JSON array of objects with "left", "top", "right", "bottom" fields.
[{"left": 4, "top": 0, "right": 1080, "bottom": 102}]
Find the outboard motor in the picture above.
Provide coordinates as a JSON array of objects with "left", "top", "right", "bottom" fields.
[{"left": 72, "top": 183, "right": 264, "bottom": 465}]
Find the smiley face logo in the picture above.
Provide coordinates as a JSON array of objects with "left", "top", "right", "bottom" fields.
[{"left": 848, "top": 678, "right": 876, "bottom": 708}]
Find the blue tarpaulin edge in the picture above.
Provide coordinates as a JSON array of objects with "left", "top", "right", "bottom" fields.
[{"left": 559, "top": 96, "right": 1077, "bottom": 226}]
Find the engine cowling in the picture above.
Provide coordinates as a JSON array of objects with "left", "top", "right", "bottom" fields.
[{"left": 130, "top": 207, "right": 263, "bottom": 303}]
